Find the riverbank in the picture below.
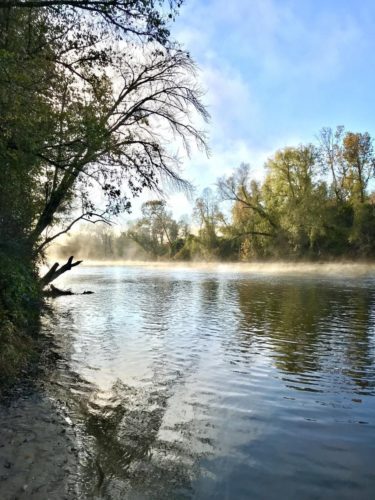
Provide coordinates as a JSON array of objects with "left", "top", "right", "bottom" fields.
[
  {"left": 0, "top": 251, "right": 42, "bottom": 392},
  {"left": 0, "top": 318, "right": 80, "bottom": 498},
  {"left": 0, "top": 388, "right": 79, "bottom": 499}
]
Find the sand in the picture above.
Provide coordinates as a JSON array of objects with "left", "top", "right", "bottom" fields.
[{"left": 0, "top": 390, "right": 79, "bottom": 500}]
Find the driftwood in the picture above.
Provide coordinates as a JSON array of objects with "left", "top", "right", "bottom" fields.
[
  {"left": 40, "top": 256, "right": 82, "bottom": 288},
  {"left": 44, "top": 284, "right": 94, "bottom": 297},
  {"left": 41, "top": 256, "right": 95, "bottom": 296},
  {"left": 45, "top": 284, "right": 74, "bottom": 297}
]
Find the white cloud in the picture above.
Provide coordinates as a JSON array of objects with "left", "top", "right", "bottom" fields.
[
  {"left": 118, "top": 0, "right": 368, "bottom": 221},
  {"left": 200, "top": 63, "right": 260, "bottom": 141}
]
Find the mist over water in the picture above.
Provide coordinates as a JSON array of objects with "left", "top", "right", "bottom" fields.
[
  {"left": 44, "top": 265, "right": 375, "bottom": 499},
  {"left": 47, "top": 257, "right": 375, "bottom": 277}
]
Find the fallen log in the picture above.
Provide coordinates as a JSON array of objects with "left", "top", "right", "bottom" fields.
[
  {"left": 45, "top": 284, "right": 74, "bottom": 297},
  {"left": 44, "top": 284, "right": 95, "bottom": 297},
  {"left": 40, "top": 256, "right": 82, "bottom": 288}
]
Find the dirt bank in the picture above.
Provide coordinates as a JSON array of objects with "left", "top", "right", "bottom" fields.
[{"left": 0, "top": 389, "right": 79, "bottom": 499}]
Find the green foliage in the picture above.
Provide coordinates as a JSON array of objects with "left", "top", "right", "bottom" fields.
[
  {"left": 128, "top": 200, "right": 185, "bottom": 258},
  {"left": 174, "top": 235, "right": 195, "bottom": 260},
  {"left": 349, "top": 203, "right": 375, "bottom": 256},
  {"left": 218, "top": 129, "right": 375, "bottom": 261},
  {"left": 0, "top": 8, "right": 54, "bottom": 252},
  {"left": 262, "top": 145, "right": 327, "bottom": 256},
  {"left": 0, "top": 253, "right": 40, "bottom": 324},
  {"left": 0, "top": 1, "right": 207, "bottom": 263},
  {"left": 0, "top": 251, "right": 41, "bottom": 387}
]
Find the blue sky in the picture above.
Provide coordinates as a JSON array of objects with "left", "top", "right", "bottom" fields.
[{"left": 128, "top": 0, "right": 375, "bottom": 219}]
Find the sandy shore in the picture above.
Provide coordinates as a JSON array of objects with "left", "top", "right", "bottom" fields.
[{"left": 0, "top": 390, "right": 79, "bottom": 499}]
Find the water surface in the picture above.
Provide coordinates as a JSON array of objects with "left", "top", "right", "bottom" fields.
[{"left": 46, "top": 265, "right": 375, "bottom": 499}]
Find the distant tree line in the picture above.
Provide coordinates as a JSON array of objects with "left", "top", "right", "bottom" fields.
[{"left": 57, "top": 126, "right": 375, "bottom": 262}]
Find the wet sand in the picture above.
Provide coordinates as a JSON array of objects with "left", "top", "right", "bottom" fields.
[{"left": 0, "top": 390, "right": 79, "bottom": 499}]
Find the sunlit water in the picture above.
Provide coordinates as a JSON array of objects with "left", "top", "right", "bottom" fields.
[{"left": 44, "top": 265, "right": 375, "bottom": 499}]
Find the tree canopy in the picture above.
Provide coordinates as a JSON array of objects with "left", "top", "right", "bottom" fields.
[
  {"left": 73, "top": 126, "right": 375, "bottom": 263},
  {"left": 0, "top": 0, "right": 208, "bottom": 267}
]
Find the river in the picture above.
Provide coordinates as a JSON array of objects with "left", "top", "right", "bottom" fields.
[{"left": 44, "top": 264, "right": 375, "bottom": 499}]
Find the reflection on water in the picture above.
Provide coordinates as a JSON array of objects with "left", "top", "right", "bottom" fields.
[{"left": 44, "top": 267, "right": 375, "bottom": 499}]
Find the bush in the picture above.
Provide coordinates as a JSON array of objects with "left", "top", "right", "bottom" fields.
[{"left": 0, "top": 251, "right": 41, "bottom": 388}]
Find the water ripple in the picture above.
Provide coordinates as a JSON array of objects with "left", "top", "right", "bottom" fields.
[{"left": 45, "top": 266, "right": 375, "bottom": 499}]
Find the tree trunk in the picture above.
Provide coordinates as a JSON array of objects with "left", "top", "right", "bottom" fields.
[{"left": 40, "top": 256, "right": 82, "bottom": 288}]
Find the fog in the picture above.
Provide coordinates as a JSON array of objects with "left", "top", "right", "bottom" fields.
[
  {"left": 45, "top": 225, "right": 375, "bottom": 278},
  {"left": 48, "top": 227, "right": 148, "bottom": 262},
  {"left": 46, "top": 255, "right": 375, "bottom": 278}
]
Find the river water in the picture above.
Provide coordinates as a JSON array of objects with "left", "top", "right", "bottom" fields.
[{"left": 45, "top": 265, "right": 375, "bottom": 499}]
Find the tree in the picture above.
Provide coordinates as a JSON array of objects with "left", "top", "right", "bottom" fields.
[
  {"left": 317, "top": 127, "right": 375, "bottom": 255},
  {"left": 177, "top": 214, "right": 190, "bottom": 239},
  {"left": 128, "top": 200, "right": 179, "bottom": 257},
  {"left": 263, "top": 146, "right": 327, "bottom": 255},
  {"left": 0, "top": 7, "right": 56, "bottom": 255},
  {"left": 218, "top": 163, "right": 276, "bottom": 235},
  {"left": 318, "top": 126, "right": 375, "bottom": 205},
  {"left": 0, "top": 1, "right": 208, "bottom": 284},
  {"left": 342, "top": 132, "right": 375, "bottom": 204},
  {"left": 192, "top": 187, "right": 222, "bottom": 258},
  {"left": 0, "top": 1, "right": 183, "bottom": 46},
  {"left": 28, "top": 45, "right": 208, "bottom": 256},
  {"left": 317, "top": 126, "right": 346, "bottom": 203},
  {"left": 217, "top": 164, "right": 276, "bottom": 259}
]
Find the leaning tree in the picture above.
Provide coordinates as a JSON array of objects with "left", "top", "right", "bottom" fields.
[{"left": 0, "top": 1, "right": 208, "bottom": 284}]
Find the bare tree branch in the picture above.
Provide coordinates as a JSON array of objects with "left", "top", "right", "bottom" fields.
[
  {"left": 40, "top": 255, "right": 83, "bottom": 287},
  {"left": 35, "top": 211, "right": 111, "bottom": 254}
]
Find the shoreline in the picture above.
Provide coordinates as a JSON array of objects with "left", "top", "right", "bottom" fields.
[
  {"left": 0, "top": 387, "right": 79, "bottom": 499},
  {"left": 0, "top": 331, "right": 80, "bottom": 499}
]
